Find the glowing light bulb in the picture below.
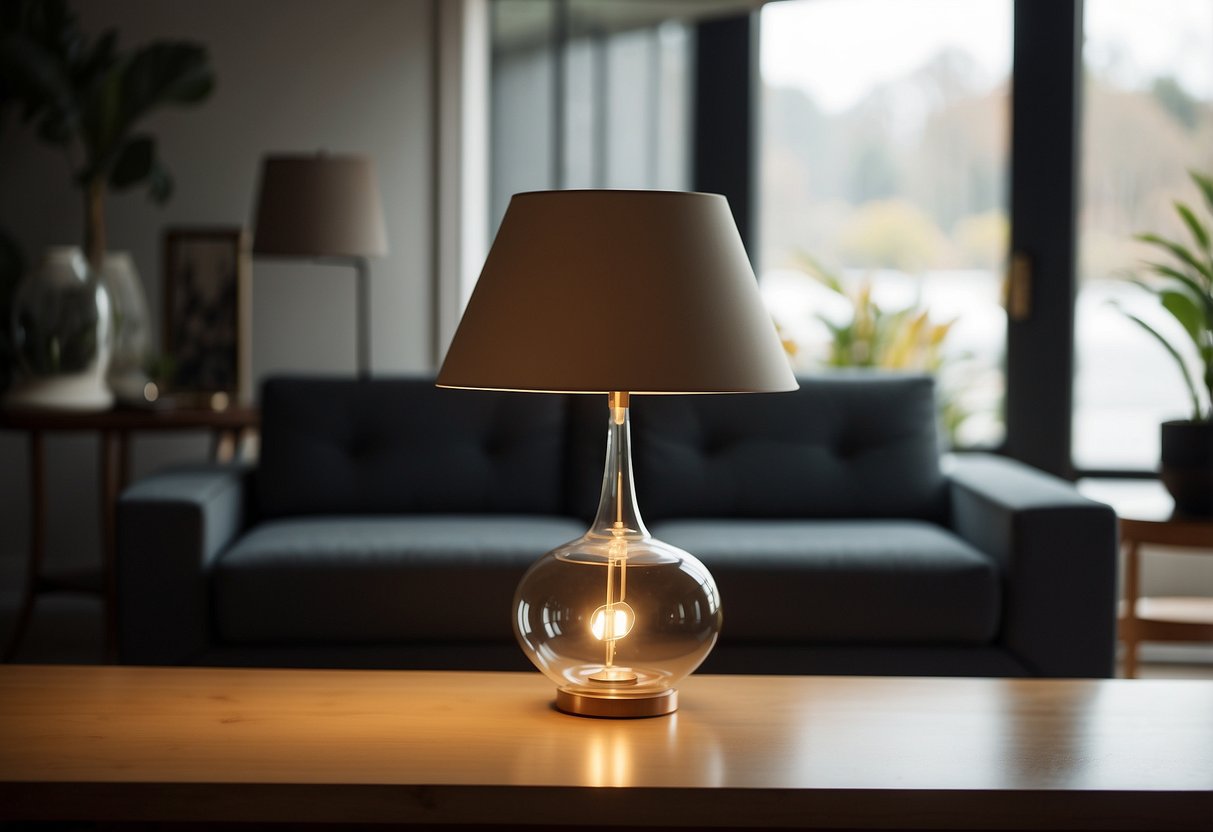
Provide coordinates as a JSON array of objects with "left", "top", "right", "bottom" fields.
[{"left": 591, "top": 602, "right": 635, "bottom": 641}]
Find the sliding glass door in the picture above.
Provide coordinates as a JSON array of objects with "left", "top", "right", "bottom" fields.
[
  {"left": 1073, "top": 0, "right": 1213, "bottom": 473},
  {"left": 758, "top": 0, "right": 1012, "bottom": 449},
  {"left": 488, "top": 0, "right": 1211, "bottom": 478}
]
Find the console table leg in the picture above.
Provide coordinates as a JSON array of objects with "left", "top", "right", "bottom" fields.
[
  {"left": 211, "top": 428, "right": 239, "bottom": 462},
  {"left": 3, "top": 431, "right": 46, "bottom": 662},
  {"left": 1122, "top": 541, "right": 1141, "bottom": 679},
  {"left": 100, "top": 429, "right": 119, "bottom": 662}
]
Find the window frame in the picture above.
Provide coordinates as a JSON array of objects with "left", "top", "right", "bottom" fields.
[{"left": 699, "top": 1, "right": 1116, "bottom": 479}]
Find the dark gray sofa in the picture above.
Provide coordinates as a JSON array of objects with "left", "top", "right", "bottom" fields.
[{"left": 117, "top": 374, "right": 1118, "bottom": 677}]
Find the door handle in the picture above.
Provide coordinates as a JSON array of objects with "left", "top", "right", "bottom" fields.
[{"left": 1005, "top": 251, "right": 1032, "bottom": 321}]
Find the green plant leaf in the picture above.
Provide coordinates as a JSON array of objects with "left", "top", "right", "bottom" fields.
[
  {"left": 1160, "top": 288, "right": 1205, "bottom": 350},
  {"left": 1118, "top": 305, "right": 1204, "bottom": 421},
  {"left": 1138, "top": 264, "right": 1213, "bottom": 326},
  {"left": 108, "top": 134, "right": 154, "bottom": 189},
  {"left": 117, "top": 41, "right": 214, "bottom": 130},
  {"left": 0, "top": 33, "right": 76, "bottom": 131},
  {"left": 34, "top": 108, "right": 72, "bottom": 144},
  {"left": 147, "top": 160, "right": 173, "bottom": 203},
  {"left": 76, "top": 29, "right": 117, "bottom": 86},
  {"left": 1187, "top": 172, "right": 1213, "bottom": 288},
  {"left": 1136, "top": 232, "right": 1213, "bottom": 284},
  {"left": 795, "top": 251, "right": 846, "bottom": 294},
  {"left": 1192, "top": 170, "right": 1213, "bottom": 223},
  {"left": 76, "top": 61, "right": 122, "bottom": 179},
  {"left": 1175, "top": 200, "right": 1211, "bottom": 256}
]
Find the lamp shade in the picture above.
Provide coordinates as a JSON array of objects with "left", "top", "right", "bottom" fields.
[
  {"left": 252, "top": 154, "right": 388, "bottom": 258},
  {"left": 436, "top": 190, "right": 796, "bottom": 394}
]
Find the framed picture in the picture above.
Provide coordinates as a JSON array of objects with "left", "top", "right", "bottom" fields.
[{"left": 162, "top": 227, "right": 251, "bottom": 401}]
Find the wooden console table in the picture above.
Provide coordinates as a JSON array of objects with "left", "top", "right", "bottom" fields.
[
  {"left": 1120, "top": 508, "right": 1213, "bottom": 679},
  {"left": 1080, "top": 479, "right": 1213, "bottom": 678},
  {"left": 0, "top": 406, "right": 259, "bottom": 662},
  {"left": 0, "top": 667, "right": 1210, "bottom": 830}
]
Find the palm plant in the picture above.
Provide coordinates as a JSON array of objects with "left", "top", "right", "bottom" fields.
[
  {"left": 792, "top": 254, "right": 970, "bottom": 442},
  {"left": 0, "top": 0, "right": 214, "bottom": 270},
  {"left": 1118, "top": 170, "right": 1213, "bottom": 423},
  {"left": 795, "top": 254, "right": 956, "bottom": 372}
]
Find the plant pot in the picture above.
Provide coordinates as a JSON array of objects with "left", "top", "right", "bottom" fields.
[
  {"left": 103, "top": 251, "right": 153, "bottom": 405},
  {"left": 4, "top": 246, "right": 113, "bottom": 410},
  {"left": 1160, "top": 420, "right": 1213, "bottom": 518}
]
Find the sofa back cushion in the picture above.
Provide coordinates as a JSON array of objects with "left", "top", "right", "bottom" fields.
[
  {"left": 258, "top": 377, "right": 569, "bottom": 518},
  {"left": 626, "top": 373, "right": 947, "bottom": 522}
]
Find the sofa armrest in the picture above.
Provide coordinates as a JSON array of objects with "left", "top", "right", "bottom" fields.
[
  {"left": 946, "top": 453, "right": 1118, "bottom": 678},
  {"left": 116, "top": 463, "right": 253, "bottom": 665}
]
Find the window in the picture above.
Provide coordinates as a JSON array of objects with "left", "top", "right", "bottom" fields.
[
  {"left": 1074, "top": 0, "right": 1213, "bottom": 471},
  {"left": 759, "top": 0, "right": 1012, "bottom": 448},
  {"left": 490, "top": 1, "right": 692, "bottom": 232},
  {"left": 486, "top": 0, "right": 1209, "bottom": 478}
]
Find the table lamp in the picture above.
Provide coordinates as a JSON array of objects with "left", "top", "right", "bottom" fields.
[
  {"left": 437, "top": 190, "right": 797, "bottom": 718},
  {"left": 252, "top": 153, "right": 388, "bottom": 377}
]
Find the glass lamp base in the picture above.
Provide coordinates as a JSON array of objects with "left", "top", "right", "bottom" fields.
[
  {"left": 555, "top": 686, "right": 678, "bottom": 718},
  {"left": 515, "top": 393, "right": 720, "bottom": 721}
]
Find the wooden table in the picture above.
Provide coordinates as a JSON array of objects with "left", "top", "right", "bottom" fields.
[
  {"left": 1080, "top": 479, "right": 1213, "bottom": 678},
  {"left": 1, "top": 666, "right": 1210, "bottom": 830},
  {"left": 1120, "top": 507, "right": 1213, "bottom": 678},
  {"left": 0, "top": 406, "right": 260, "bottom": 662}
]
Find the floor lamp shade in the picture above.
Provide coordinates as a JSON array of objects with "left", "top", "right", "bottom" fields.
[
  {"left": 438, "top": 190, "right": 795, "bottom": 718},
  {"left": 436, "top": 190, "right": 797, "bottom": 394},
  {"left": 251, "top": 153, "right": 387, "bottom": 376},
  {"left": 252, "top": 154, "right": 387, "bottom": 259}
]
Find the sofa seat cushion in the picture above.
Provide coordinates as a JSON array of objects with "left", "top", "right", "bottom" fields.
[
  {"left": 650, "top": 519, "right": 1000, "bottom": 645},
  {"left": 214, "top": 515, "right": 585, "bottom": 644}
]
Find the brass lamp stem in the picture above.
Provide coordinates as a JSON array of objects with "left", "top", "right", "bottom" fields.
[
  {"left": 588, "top": 391, "right": 640, "bottom": 684},
  {"left": 610, "top": 391, "right": 629, "bottom": 423}
]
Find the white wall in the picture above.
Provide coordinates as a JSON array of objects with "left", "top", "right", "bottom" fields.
[{"left": 0, "top": 0, "right": 436, "bottom": 577}]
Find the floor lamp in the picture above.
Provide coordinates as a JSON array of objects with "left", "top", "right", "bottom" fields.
[{"left": 251, "top": 153, "right": 388, "bottom": 377}]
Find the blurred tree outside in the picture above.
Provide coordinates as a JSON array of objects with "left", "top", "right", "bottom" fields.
[
  {"left": 953, "top": 211, "right": 1009, "bottom": 271},
  {"left": 838, "top": 199, "right": 947, "bottom": 273},
  {"left": 1081, "top": 74, "right": 1212, "bottom": 285}
]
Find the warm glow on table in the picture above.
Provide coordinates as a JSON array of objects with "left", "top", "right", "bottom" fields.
[{"left": 1, "top": 666, "right": 1210, "bottom": 828}]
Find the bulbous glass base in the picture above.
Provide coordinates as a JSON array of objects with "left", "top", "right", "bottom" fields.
[
  {"left": 513, "top": 533, "right": 721, "bottom": 716},
  {"left": 513, "top": 393, "right": 723, "bottom": 717}
]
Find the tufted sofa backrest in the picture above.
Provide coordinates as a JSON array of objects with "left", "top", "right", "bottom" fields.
[
  {"left": 624, "top": 373, "right": 948, "bottom": 522},
  {"left": 257, "top": 377, "right": 570, "bottom": 518},
  {"left": 257, "top": 374, "right": 947, "bottom": 522}
]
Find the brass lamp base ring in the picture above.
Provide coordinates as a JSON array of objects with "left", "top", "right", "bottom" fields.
[{"left": 555, "top": 687, "right": 677, "bottom": 718}]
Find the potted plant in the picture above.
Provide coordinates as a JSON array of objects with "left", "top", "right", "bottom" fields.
[
  {"left": 788, "top": 254, "right": 973, "bottom": 446},
  {"left": 0, "top": 0, "right": 213, "bottom": 406},
  {"left": 1119, "top": 170, "right": 1213, "bottom": 517}
]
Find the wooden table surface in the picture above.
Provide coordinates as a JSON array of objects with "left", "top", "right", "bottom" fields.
[
  {"left": 1, "top": 666, "right": 1211, "bottom": 830},
  {"left": 0, "top": 403, "right": 260, "bottom": 431}
]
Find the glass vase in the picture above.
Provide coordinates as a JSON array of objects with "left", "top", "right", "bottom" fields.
[
  {"left": 5, "top": 246, "right": 113, "bottom": 410},
  {"left": 103, "top": 251, "right": 153, "bottom": 405}
]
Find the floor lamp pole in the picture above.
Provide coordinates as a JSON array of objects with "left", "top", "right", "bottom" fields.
[{"left": 355, "top": 256, "right": 371, "bottom": 379}]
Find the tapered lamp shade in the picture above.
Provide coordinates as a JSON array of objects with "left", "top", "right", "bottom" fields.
[
  {"left": 437, "top": 190, "right": 795, "bottom": 719},
  {"left": 252, "top": 154, "right": 387, "bottom": 259},
  {"left": 436, "top": 190, "right": 796, "bottom": 394}
]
